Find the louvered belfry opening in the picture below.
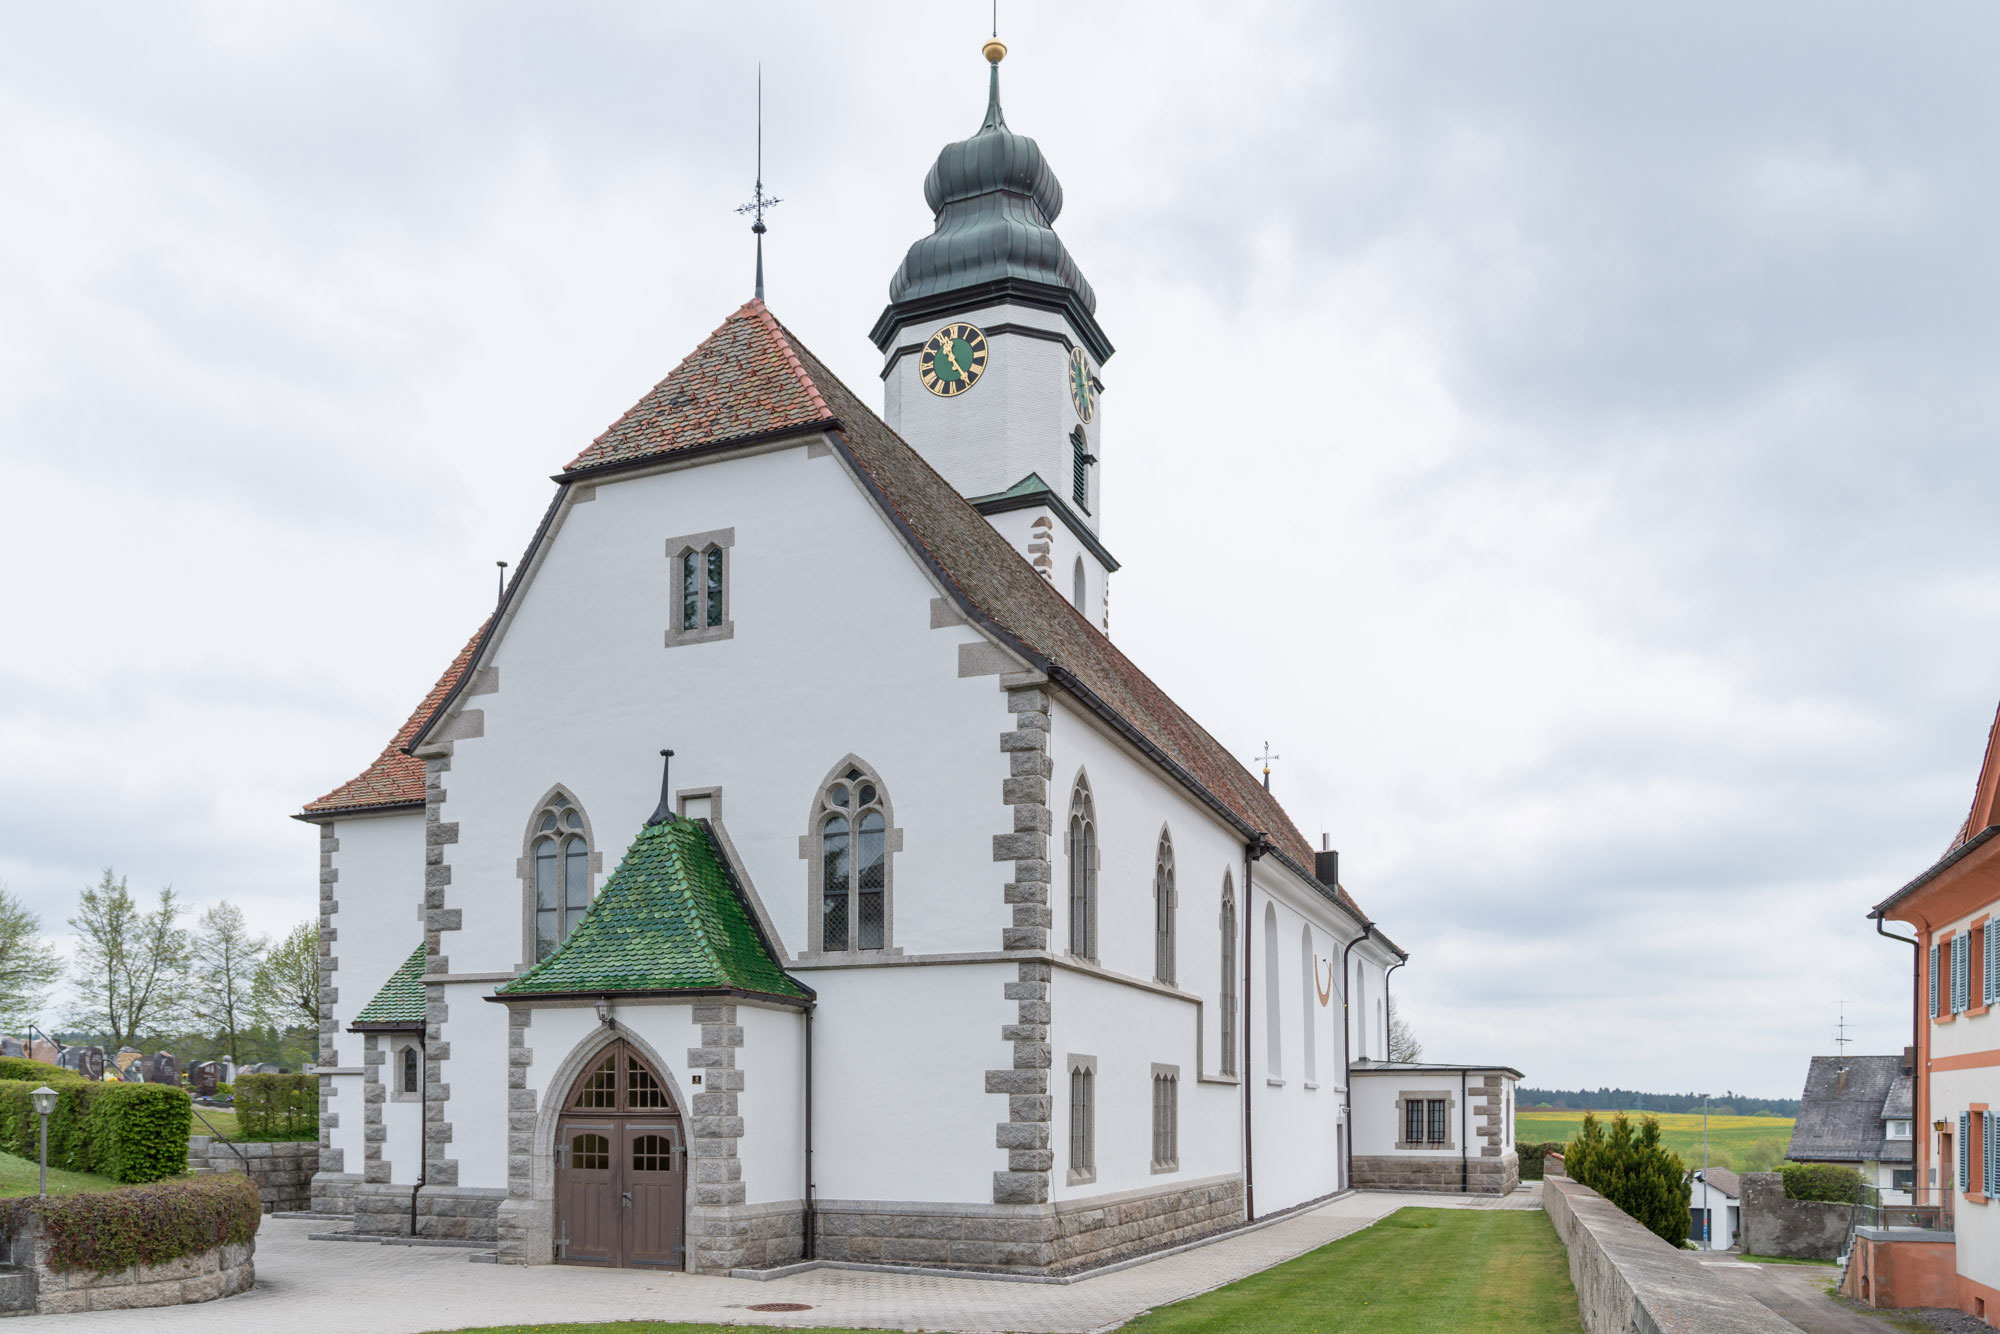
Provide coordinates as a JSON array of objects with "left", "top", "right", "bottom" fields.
[{"left": 554, "top": 1039, "right": 686, "bottom": 1269}]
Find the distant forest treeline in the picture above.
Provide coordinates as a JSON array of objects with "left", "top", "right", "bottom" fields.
[{"left": 1519, "top": 1088, "right": 1801, "bottom": 1117}]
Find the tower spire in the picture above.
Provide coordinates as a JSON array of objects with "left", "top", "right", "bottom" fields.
[
  {"left": 735, "top": 64, "right": 781, "bottom": 301},
  {"left": 981, "top": 27, "right": 1008, "bottom": 132}
]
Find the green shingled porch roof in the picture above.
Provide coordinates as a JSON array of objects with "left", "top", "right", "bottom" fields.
[
  {"left": 353, "top": 944, "right": 427, "bottom": 1027},
  {"left": 496, "top": 817, "right": 806, "bottom": 1002}
]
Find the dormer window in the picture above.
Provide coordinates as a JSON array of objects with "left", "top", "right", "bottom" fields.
[{"left": 1888, "top": 1119, "right": 1912, "bottom": 1139}]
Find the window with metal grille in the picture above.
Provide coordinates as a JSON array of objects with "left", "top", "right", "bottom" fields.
[
  {"left": 1428, "top": 1099, "right": 1449, "bottom": 1145},
  {"left": 1069, "top": 1061, "right": 1095, "bottom": 1182},
  {"left": 1219, "top": 874, "right": 1238, "bottom": 1078},
  {"left": 1067, "top": 776, "right": 1097, "bottom": 959},
  {"left": 813, "top": 761, "right": 894, "bottom": 953},
  {"left": 1405, "top": 1099, "right": 1424, "bottom": 1144},
  {"left": 529, "top": 791, "right": 593, "bottom": 961},
  {"left": 1154, "top": 830, "right": 1177, "bottom": 985},
  {"left": 1071, "top": 427, "right": 1090, "bottom": 513},
  {"left": 1151, "top": 1068, "right": 1179, "bottom": 1171},
  {"left": 631, "top": 1134, "right": 674, "bottom": 1173}
]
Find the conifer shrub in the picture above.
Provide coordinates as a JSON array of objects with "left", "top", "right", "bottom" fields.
[
  {"left": 1565, "top": 1110, "right": 1692, "bottom": 1247},
  {"left": 1780, "top": 1162, "right": 1865, "bottom": 1203},
  {"left": 5, "top": 1174, "right": 259, "bottom": 1273},
  {"left": 233, "top": 1073, "right": 316, "bottom": 1140},
  {"left": 0, "top": 1078, "right": 191, "bottom": 1183},
  {"left": 1517, "top": 1141, "right": 1565, "bottom": 1181}
]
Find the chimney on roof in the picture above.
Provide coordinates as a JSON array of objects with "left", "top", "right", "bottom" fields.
[
  {"left": 1315, "top": 838, "right": 1339, "bottom": 888},
  {"left": 1903, "top": 1045, "right": 1916, "bottom": 1076}
]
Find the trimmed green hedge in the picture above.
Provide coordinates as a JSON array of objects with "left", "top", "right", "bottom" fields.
[
  {"left": 233, "top": 1073, "right": 316, "bottom": 1141},
  {"left": 0, "top": 1078, "right": 191, "bottom": 1183},
  {"left": 0, "top": 1058, "right": 69, "bottom": 1084},
  {"left": 7, "top": 1174, "right": 259, "bottom": 1273},
  {"left": 1517, "top": 1141, "right": 1565, "bottom": 1181},
  {"left": 1781, "top": 1162, "right": 1864, "bottom": 1203}
]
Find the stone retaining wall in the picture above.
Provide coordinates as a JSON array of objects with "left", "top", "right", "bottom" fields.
[
  {"left": 1543, "top": 1175, "right": 1798, "bottom": 1334},
  {"left": 1, "top": 1218, "right": 253, "bottom": 1316},
  {"left": 1739, "top": 1172, "right": 1852, "bottom": 1261},
  {"left": 1351, "top": 1152, "right": 1519, "bottom": 1195},
  {"left": 351, "top": 1180, "right": 504, "bottom": 1242},
  {"left": 188, "top": 1137, "right": 318, "bottom": 1213},
  {"left": 811, "top": 1175, "right": 1243, "bottom": 1274}
]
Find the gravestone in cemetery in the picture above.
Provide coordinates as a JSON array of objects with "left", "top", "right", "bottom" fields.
[
  {"left": 145, "top": 1051, "right": 180, "bottom": 1085},
  {"left": 190, "top": 1061, "right": 220, "bottom": 1097},
  {"left": 0, "top": 1037, "right": 23, "bottom": 1059}
]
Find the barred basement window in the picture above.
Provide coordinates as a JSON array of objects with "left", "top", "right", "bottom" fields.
[
  {"left": 1428, "top": 1098, "right": 1449, "bottom": 1145},
  {"left": 664, "top": 527, "right": 735, "bottom": 646},
  {"left": 807, "top": 757, "right": 899, "bottom": 956},
  {"left": 1154, "top": 828, "right": 1177, "bottom": 985},
  {"left": 1068, "top": 1055, "right": 1097, "bottom": 1185},
  {"left": 1219, "top": 872, "right": 1238, "bottom": 1078},
  {"left": 1067, "top": 774, "right": 1098, "bottom": 960},
  {"left": 1151, "top": 1065, "right": 1180, "bottom": 1172},
  {"left": 1405, "top": 1098, "right": 1424, "bottom": 1145}
]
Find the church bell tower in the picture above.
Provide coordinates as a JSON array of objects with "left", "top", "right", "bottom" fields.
[{"left": 871, "top": 38, "right": 1117, "bottom": 630}]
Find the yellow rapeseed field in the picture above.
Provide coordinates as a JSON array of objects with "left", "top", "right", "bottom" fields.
[{"left": 1514, "top": 1109, "right": 1795, "bottom": 1173}]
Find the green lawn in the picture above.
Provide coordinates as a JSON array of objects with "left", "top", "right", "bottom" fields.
[
  {"left": 429, "top": 1207, "right": 1582, "bottom": 1334},
  {"left": 1517, "top": 1109, "right": 1794, "bottom": 1174},
  {"left": 0, "top": 1149, "right": 123, "bottom": 1197},
  {"left": 189, "top": 1106, "right": 242, "bottom": 1139}
]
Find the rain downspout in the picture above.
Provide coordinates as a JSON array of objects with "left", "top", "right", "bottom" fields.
[
  {"left": 804, "top": 1000, "right": 816, "bottom": 1260},
  {"left": 1875, "top": 912, "right": 1921, "bottom": 1201},
  {"left": 411, "top": 1038, "right": 428, "bottom": 1237},
  {"left": 1243, "top": 833, "right": 1269, "bottom": 1222},
  {"left": 1461, "top": 1068, "right": 1469, "bottom": 1194},
  {"left": 1340, "top": 925, "right": 1375, "bottom": 1193}
]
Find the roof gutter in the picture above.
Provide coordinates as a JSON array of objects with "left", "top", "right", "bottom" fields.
[
  {"left": 481, "top": 985, "right": 812, "bottom": 1010},
  {"left": 1870, "top": 823, "right": 2000, "bottom": 921}
]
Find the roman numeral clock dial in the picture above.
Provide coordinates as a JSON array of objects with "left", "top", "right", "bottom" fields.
[
  {"left": 919, "top": 323, "right": 989, "bottom": 397},
  {"left": 1068, "top": 345, "right": 1096, "bottom": 423}
]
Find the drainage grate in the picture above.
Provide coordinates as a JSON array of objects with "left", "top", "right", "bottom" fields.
[{"left": 748, "top": 1303, "right": 814, "bottom": 1312}]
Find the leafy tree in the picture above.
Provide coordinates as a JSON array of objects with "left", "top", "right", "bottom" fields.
[
  {"left": 1565, "top": 1111, "right": 1692, "bottom": 1247},
  {"left": 66, "top": 871, "right": 189, "bottom": 1046},
  {"left": 253, "top": 922, "right": 319, "bottom": 1030},
  {"left": 1387, "top": 997, "right": 1423, "bottom": 1062},
  {"left": 189, "top": 902, "right": 268, "bottom": 1065},
  {"left": 0, "top": 882, "right": 63, "bottom": 1029}
]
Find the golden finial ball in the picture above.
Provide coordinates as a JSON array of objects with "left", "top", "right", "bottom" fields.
[{"left": 983, "top": 38, "right": 1008, "bottom": 64}]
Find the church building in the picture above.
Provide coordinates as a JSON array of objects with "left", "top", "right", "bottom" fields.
[{"left": 300, "top": 39, "right": 1441, "bottom": 1274}]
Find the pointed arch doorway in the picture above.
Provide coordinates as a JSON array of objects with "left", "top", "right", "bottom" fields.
[{"left": 555, "top": 1039, "right": 686, "bottom": 1268}]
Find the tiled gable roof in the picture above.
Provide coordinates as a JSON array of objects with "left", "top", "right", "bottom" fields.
[
  {"left": 563, "top": 300, "right": 833, "bottom": 474},
  {"left": 351, "top": 944, "right": 427, "bottom": 1029},
  {"left": 495, "top": 817, "right": 806, "bottom": 1003},
  {"left": 301, "top": 619, "right": 489, "bottom": 817}
]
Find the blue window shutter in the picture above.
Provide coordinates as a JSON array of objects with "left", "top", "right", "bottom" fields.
[
  {"left": 1988, "top": 926, "right": 1997, "bottom": 1006},
  {"left": 1932, "top": 944, "right": 1941, "bottom": 1018},
  {"left": 1961, "top": 1112, "right": 1971, "bottom": 1191},
  {"left": 1988, "top": 1112, "right": 1997, "bottom": 1195},
  {"left": 1963, "top": 935, "right": 1974, "bottom": 1012}
]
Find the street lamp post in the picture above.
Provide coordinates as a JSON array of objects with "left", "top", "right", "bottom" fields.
[{"left": 29, "top": 1086, "right": 58, "bottom": 1198}]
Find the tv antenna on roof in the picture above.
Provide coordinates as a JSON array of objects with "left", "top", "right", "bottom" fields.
[
  {"left": 1834, "top": 994, "right": 1852, "bottom": 1069},
  {"left": 735, "top": 64, "right": 782, "bottom": 302}
]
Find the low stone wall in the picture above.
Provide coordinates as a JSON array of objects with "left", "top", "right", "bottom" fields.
[
  {"left": 1542, "top": 1175, "right": 1797, "bottom": 1334},
  {"left": 1739, "top": 1172, "right": 1852, "bottom": 1260},
  {"left": 1351, "top": 1152, "right": 1519, "bottom": 1195},
  {"left": 188, "top": 1137, "right": 318, "bottom": 1213},
  {"left": 1, "top": 1219, "right": 253, "bottom": 1315},
  {"left": 312, "top": 1170, "right": 360, "bottom": 1217},
  {"left": 812, "top": 1175, "right": 1244, "bottom": 1274},
  {"left": 352, "top": 1181, "right": 504, "bottom": 1242}
]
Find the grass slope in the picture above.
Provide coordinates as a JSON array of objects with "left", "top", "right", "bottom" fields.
[
  {"left": 1120, "top": 1208, "right": 1579, "bottom": 1334},
  {"left": 434, "top": 1208, "right": 1582, "bottom": 1334},
  {"left": 1517, "top": 1109, "right": 1794, "bottom": 1173},
  {"left": 0, "top": 1149, "right": 123, "bottom": 1197}
]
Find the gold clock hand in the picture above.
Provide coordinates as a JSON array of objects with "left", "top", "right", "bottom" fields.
[{"left": 943, "top": 342, "right": 969, "bottom": 378}]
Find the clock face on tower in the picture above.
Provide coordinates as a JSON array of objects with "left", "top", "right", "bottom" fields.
[
  {"left": 1068, "top": 346, "right": 1096, "bottom": 424},
  {"left": 919, "top": 323, "right": 989, "bottom": 397}
]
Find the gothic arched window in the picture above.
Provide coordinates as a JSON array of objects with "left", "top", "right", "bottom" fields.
[
  {"left": 401, "top": 1044, "right": 419, "bottom": 1095},
  {"left": 1072, "top": 557, "right": 1086, "bottom": 613},
  {"left": 809, "top": 760, "right": 897, "bottom": 955},
  {"left": 1219, "top": 873, "right": 1238, "bottom": 1077},
  {"left": 1300, "top": 925, "right": 1318, "bottom": 1085},
  {"left": 1154, "top": 829, "right": 1177, "bottom": 986},
  {"left": 526, "top": 789, "right": 595, "bottom": 962},
  {"left": 1066, "top": 774, "right": 1097, "bottom": 960},
  {"left": 664, "top": 527, "right": 735, "bottom": 646},
  {"left": 1265, "top": 903, "right": 1283, "bottom": 1077}
]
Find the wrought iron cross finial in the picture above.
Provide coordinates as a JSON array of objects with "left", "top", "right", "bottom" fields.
[
  {"left": 735, "top": 64, "right": 781, "bottom": 301},
  {"left": 1253, "top": 741, "right": 1281, "bottom": 791}
]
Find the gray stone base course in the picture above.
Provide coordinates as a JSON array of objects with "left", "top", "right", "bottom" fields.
[
  {"left": 312, "top": 1170, "right": 361, "bottom": 1217},
  {"left": 813, "top": 1176, "right": 1244, "bottom": 1274},
  {"left": 189, "top": 1137, "right": 319, "bottom": 1213},
  {"left": 1543, "top": 1175, "right": 1795, "bottom": 1334},
  {"left": 3, "top": 1218, "right": 253, "bottom": 1316},
  {"left": 352, "top": 1182, "right": 504, "bottom": 1243},
  {"left": 1351, "top": 1152, "right": 1519, "bottom": 1195}
]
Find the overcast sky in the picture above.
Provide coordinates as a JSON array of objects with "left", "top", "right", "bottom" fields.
[{"left": 2, "top": 3, "right": 1992, "bottom": 1097}]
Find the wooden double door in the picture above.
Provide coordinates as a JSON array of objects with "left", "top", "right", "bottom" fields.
[{"left": 555, "top": 1040, "right": 686, "bottom": 1268}]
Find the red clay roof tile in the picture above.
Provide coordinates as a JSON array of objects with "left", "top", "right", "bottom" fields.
[{"left": 302, "top": 619, "right": 488, "bottom": 816}]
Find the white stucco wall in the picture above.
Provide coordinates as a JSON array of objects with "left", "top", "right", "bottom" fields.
[
  {"left": 980, "top": 506, "right": 1110, "bottom": 630},
  {"left": 737, "top": 1003, "right": 804, "bottom": 1206},
  {"left": 1350, "top": 1070, "right": 1483, "bottom": 1162},
  {"left": 1689, "top": 1174, "right": 1739, "bottom": 1250}
]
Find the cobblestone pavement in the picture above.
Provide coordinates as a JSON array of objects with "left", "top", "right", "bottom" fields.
[{"left": 14, "top": 1186, "right": 1541, "bottom": 1333}]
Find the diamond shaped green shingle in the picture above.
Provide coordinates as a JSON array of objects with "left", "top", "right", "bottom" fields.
[
  {"left": 496, "top": 816, "right": 805, "bottom": 1002},
  {"left": 353, "top": 943, "right": 428, "bottom": 1027}
]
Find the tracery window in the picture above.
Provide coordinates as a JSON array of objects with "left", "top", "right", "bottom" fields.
[
  {"left": 1219, "top": 873, "right": 1238, "bottom": 1077},
  {"left": 810, "top": 760, "right": 895, "bottom": 954},
  {"left": 664, "top": 527, "right": 735, "bottom": 646},
  {"left": 1066, "top": 774, "right": 1097, "bottom": 960},
  {"left": 400, "top": 1045, "right": 419, "bottom": 1096},
  {"left": 1154, "top": 829, "right": 1177, "bottom": 985},
  {"left": 529, "top": 790, "right": 594, "bottom": 962},
  {"left": 1068, "top": 1055, "right": 1097, "bottom": 1185}
]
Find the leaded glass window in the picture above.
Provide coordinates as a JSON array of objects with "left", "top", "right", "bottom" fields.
[
  {"left": 1067, "top": 776, "right": 1097, "bottom": 959},
  {"left": 1154, "top": 830, "right": 1177, "bottom": 985},
  {"left": 813, "top": 762, "right": 893, "bottom": 954},
  {"left": 530, "top": 791, "right": 593, "bottom": 961},
  {"left": 401, "top": 1045, "right": 419, "bottom": 1095},
  {"left": 1219, "top": 874, "right": 1238, "bottom": 1077},
  {"left": 705, "top": 547, "right": 725, "bottom": 627}
]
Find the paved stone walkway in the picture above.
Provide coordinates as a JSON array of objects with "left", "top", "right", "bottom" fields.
[
  {"left": 1691, "top": 1254, "right": 1921, "bottom": 1334},
  {"left": 15, "top": 1186, "right": 1541, "bottom": 1333}
]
